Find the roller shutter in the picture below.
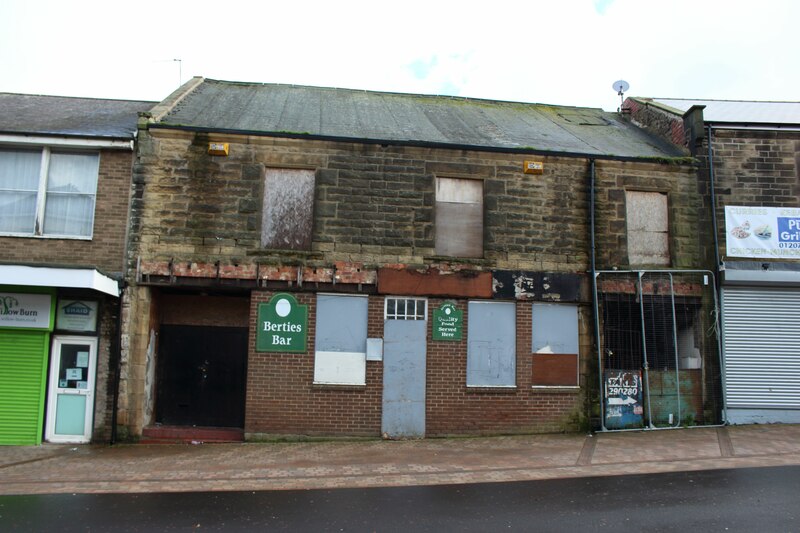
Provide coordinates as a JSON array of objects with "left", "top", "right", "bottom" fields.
[
  {"left": 722, "top": 287, "right": 800, "bottom": 409},
  {"left": 0, "top": 330, "right": 49, "bottom": 445}
]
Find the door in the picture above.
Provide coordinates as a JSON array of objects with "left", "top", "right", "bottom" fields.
[
  {"left": 156, "top": 325, "right": 247, "bottom": 428},
  {"left": 382, "top": 319, "right": 427, "bottom": 438},
  {"left": 45, "top": 336, "right": 97, "bottom": 443}
]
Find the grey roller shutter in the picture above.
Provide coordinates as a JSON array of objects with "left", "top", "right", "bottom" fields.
[{"left": 723, "top": 287, "right": 800, "bottom": 408}]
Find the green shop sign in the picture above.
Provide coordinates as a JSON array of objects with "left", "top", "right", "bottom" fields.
[
  {"left": 432, "top": 302, "right": 462, "bottom": 341},
  {"left": 256, "top": 293, "right": 308, "bottom": 353}
]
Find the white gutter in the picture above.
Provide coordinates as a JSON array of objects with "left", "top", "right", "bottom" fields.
[
  {"left": 0, "top": 265, "right": 120, "bottom": 297},
  {"left": 0, "top": 133, "right": 133, "bottom": 150}
]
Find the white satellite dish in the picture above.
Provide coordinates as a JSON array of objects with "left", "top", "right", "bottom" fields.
[
  {"left": 612, "top": 80, "right": 630, "bottom": 95},
  {"left": 612, "top": 80, "right": 630, "bottom": 113}
]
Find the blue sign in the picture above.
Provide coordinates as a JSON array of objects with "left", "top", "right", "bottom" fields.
[
  {"left": 778, "top": 218, "right": 800, "bottom": 244},
  {"left": 604, "top": 370, "right": 644, "bottom": 430}
]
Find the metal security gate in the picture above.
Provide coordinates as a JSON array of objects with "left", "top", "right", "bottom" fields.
[
  {"left": 722, "top": 286, "right": 800, "bottom": 423},
  {"left": 0, "top": 330, "right": 49, "bottom": 445},
  {"left": 595, "top": 270, "right": 724, "bottom": 431}
]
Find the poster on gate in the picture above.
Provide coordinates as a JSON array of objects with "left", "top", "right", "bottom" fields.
[{"left": 604, "top": 370, "right": 644, "bottom": 430}]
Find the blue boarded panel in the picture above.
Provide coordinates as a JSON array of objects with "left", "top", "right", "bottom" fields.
[{"left": 467, "top": 301, "right": 516, "bottom": 387}]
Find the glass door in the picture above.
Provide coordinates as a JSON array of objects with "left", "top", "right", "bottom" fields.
[{"left": 45, "top": 336, "right": 97, "bottom": 443}]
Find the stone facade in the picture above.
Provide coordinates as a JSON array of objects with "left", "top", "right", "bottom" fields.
[
  {"left": 115, "top": 121, "right": 706, "bottom": 439},
  {"left": 707, "top": 129, "right": 800, "bottom": 258},
  {"left": 624, "top": 97, "right": 800, "bottom": 263},
  {"left": 129, "top": 129, "right": 701, "bottom": 275}
]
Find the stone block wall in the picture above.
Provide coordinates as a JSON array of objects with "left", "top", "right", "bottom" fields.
[
  {"left": 130, "top": 129, "right": 703, "bottom": 275},
  {"left": 709, "top": 131, "right": 799, "bottom": 200},
  {"left": 592, "top": 160, "right": 704, "bottom": 269},
  {"left": 685, "top": 129, "right": 800, "bottom": 265}
]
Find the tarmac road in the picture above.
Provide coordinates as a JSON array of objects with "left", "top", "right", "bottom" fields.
[{"left": 1, "top": 465, "right": 798, "bottom": 532}]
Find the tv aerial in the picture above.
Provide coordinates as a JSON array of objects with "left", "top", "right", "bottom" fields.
[{"left": 612, "top": 80, "right": 629, "bottom": 113}]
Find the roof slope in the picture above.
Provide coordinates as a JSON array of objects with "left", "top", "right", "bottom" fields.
[
  {"left": 155, "top": 79, "right": 684, "bottom": 159},
  {"left": 0, "top": 93, "right": 155, "bottom": 139},
  {"left": 633, "top": 97, "right": 800, "bottom": 126}
]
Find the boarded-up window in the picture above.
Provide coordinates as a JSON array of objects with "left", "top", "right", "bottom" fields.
[
  {"left": 625, "top": 191, "right": 669, "bottom": 265},
  {"left": 435, "top": 177, "right": 483, "bottom": 258},
  {"left": 531, "top": 303, "right": 579, "bottom": 386},
  {"left": 467, "top": 301, "right": 516, "bottom": 387},
  {"left": 314, "top": 294, "right": 368, "bottom": 385},
  {"left": 262, "top": 168, "right": 315, "bottom": 250}
]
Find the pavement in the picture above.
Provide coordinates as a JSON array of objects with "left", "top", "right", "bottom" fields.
[{"left": 1, "top": 424, "right": 800, "bottom": 495}]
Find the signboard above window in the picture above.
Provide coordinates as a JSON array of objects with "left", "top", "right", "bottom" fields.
[
  {"left": 256, "top": 293, "right": 308, "bottom": 353},
  {"left": 725, "top": 206, "right": 800, "bottom": 259},
  {"left": 0, "top": 292, "right": 53, "bottom": 330},
  {"left": 55, "top": 300, "right": 99, "bottom": 333}
]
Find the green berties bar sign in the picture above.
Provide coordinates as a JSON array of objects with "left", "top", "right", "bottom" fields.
[
  {"left": 432, "top": 302, "right": 462, "bottom": 341},
  {"left": 256, "top": 293, "right": 308, "bottom": 352}
]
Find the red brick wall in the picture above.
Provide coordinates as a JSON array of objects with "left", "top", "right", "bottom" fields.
[
  {"left": 244, "top": 292, "right": 582, "bottom": 438},
  {"left": 623, "top": 98, "right": 687, "bottom": 149},
  {"left": 245, "top": 291, "right": 384, "bottom": 437},
  {"left": 0, "top": 149, "right": 132, "bottom": 275},
  {"left": 426, "top": 298, "right": 580, "bottom": 436}
]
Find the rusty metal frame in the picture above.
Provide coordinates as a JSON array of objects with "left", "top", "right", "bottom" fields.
[{"left": 595, "top": 269, "right": 725, "bottom": 432}]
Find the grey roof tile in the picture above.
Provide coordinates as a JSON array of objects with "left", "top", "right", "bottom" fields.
[
  {"left": 0, "top": 93, "right": 155, "bottom": 139},
  {"left": 158, "top": 79, "right": 684, "bottom": 159}
]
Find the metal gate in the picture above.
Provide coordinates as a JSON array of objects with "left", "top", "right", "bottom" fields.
[{"left": 594, "top": 270, "right": 724, "bottom": 431}]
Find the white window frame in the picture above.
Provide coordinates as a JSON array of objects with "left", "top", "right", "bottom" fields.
[
  {"left": 384, "top": 297, "right": 427, "bottom": 320},
  {"left": 0, "top": 146, "right": 99, "bottom": 240},
  {"left": 314, "top": 293, "right": 369, "bottom": 386}
]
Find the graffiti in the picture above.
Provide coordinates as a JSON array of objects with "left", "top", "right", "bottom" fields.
[{"left": 604, "top": 370, "right": 644, "bottom": 429}]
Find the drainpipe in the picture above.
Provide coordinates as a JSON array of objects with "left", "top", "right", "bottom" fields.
[
  {"left": 589, "top": 159, "right": 606, "bottom": 431},
  {"left": 110, "top": 282, "right": 125, "bottom": 445},
  {"left": 706, "top": 125, "right": 728, "bottom": 424},
  {"left": 707, "top": 126, "right": 721, "bottom": 278}
]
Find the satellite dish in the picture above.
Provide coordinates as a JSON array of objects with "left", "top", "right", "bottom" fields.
[
  {"left": 612, "top": 80, "right": 630, "bottom": 113},
  {"left": 612, "top": 80, "right": 630, "bottom": 94}
]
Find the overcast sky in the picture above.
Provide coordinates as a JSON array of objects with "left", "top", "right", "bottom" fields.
[{"left": 1, "top": 0, "right": 797, "bottom": 111}]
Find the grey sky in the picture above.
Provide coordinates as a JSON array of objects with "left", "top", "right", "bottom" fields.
[{"left": 1, "top": 0, "right": 797, "bottom": 111}]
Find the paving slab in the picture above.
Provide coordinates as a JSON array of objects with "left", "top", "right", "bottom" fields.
[{"left": 1, "top": 425, "right": 800, "bottom": 495}]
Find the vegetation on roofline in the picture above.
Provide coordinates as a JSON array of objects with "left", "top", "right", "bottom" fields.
[{"left": 634, "top": 155, "right": 698, "bottom": 166}]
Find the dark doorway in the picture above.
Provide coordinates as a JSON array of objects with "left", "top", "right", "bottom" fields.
[{"left": 156, "top": 325, "right": 247, "bottom": 428}]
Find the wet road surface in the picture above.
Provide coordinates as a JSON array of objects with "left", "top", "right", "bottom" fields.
[{"left": 1, "top": 465, "right": 798, "bottom": 532}]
